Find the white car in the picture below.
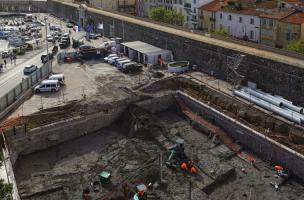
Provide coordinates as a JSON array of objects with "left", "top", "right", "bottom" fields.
[
  {"left": 48, "top": 74, "right": 65, "bottom": 85},
  {"left": 117, "top": 59, "right": 131, "bottom": 69},
  {"left": 47, "top": 36, "right": 54, "bottom": 42},
  {"left": 35, "top": 80, "right": 60, "bottom": 93},
  {"left": 111, "top": 58, "right": 125, "bottom": 66},
  {"left": 104, "top": 54, "right": 117, "bottom": 62},
  {"left": 107, "top": 56, "right": 119, "bottom": 64}
]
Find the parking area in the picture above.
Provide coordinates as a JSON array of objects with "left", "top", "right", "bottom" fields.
[
  {"left": 8, "top": 13, "right": 171, "bottom": 118},
  {"left": 11, "top": 57, "right": 153, "bottom": 117}
]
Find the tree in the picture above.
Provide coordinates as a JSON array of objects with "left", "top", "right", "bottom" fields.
[
  {"left": 0, "top": 179, "right": 12, "bottom": 200},
  {"left": 214, "top": 28, "right": 229, "bottom": 36},
  {"left": 150, "top": 7, "right": 185, "bottom": 26},
  {"left": 286, "top": 40, "right": 304, "bottom": 54}
]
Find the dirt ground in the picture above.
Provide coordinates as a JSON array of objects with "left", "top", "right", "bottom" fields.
[{"left": 14, "top": 105, "right": 304, "bottom": 200}]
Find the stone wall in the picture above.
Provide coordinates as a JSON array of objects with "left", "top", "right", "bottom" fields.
[
  {"left": 48, "top": 0, "right": 304, "bottom": 106},
  {"left": 4, "top": 105, "right": 127, "bottom": 165},
  {"left": 177, "top": 91, "right": 304, "bottom": 181}
]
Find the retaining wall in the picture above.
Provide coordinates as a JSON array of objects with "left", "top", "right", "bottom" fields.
[
  {"left": 47, "top": 0, "right": 304, "bottom": 106},
  {"left": 0, "top": 63, "right": 51, "bottom": 120},
  {"left": 5, "top": 104, "right": 127, "bottom": 166},
  {"left": 177, "top": 91, "right": 304, "bottom": 180}
]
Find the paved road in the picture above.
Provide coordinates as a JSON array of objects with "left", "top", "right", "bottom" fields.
[{"left": 0, "top": 48, "right": 52, "bottom": 98}]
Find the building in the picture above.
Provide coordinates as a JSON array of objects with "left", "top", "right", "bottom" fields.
[
  {"left": 216, "top": 8, "right": 263, "bottom": 43},
  {"left": 120, "top": 41, "right": 173, "bottom": 65},
  {"left": 199, "top": 0, "right": 226, "bottom": 32},
  {"left": 279, "top": 0, "right": 304, "bottom": 11},
  {"left": 260, "top": 8, "right": 295, "bottom": 47},
  {"left": 88, "top": 0, "right": 137, "bottom": 15},
  {"left": 277, "top": 12, "right": 304, "bottom": 48},
  {"left": 143, "top": 0, "right": 213, "bottom": 29}
]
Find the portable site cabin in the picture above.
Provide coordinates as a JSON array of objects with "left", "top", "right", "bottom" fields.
[{"left": 121, "top": 41, "right": 173, "bottom": 65}]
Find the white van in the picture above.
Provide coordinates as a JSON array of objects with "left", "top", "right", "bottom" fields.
[
  {"left": 35, "top": 80, "right": 60, "bottom": 93},
  {"left": 100, "top": 41, "right": 116, "bottom": 48},
  {"left": 117, "top": 59, "right": 131, "bottom": 69},
  {"left": 48, "top": 74, "right": 65, "bottom": 85}
]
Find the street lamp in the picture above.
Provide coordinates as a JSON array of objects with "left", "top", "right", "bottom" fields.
[{"left": 44, "top": 16, "right": 52, "bottom": 72}]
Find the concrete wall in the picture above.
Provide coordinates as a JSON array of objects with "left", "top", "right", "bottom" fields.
[
  {"left": 0, "top": 63, "right": 52, "bottom": 120},
  {"left": 4, "top": 104, "right": 127, "bottom": 165},
  {"left": 47, "top": 0, "right": 304, "bottom": 107},
  {"left": 177, "top": 91, "right": 304, "bottom": 181}
]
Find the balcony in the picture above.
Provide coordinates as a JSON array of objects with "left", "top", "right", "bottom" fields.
[{"left": 184, "top": 3, "right": 191, "bottom": 11}]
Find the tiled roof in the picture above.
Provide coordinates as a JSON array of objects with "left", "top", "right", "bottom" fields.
[
  {"left": 259, "top": 8, "right": 295, "bottom": 19},
  {"left": 199, "top": 0, "right": 227, "bottom": 12},
  {"left": 219, "top": 1, "right": 277, "bottom": 16},
  {"left": 281, "top": 12, "right": 304, "bottom": 24},
  {"left": 285, "top": 0, "right": 304, "bottom": 6}
]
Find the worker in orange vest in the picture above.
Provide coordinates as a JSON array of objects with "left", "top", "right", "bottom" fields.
[
  {"left": 188, "top": 161, "right": 197, "bottom": 174},
  {"left": 190, "top": 166, "right": 197, "bottom": 174},
  {"left": 181, "top": 162, "right": 188, "bottom": 171},
  {"left": 274, "top": 165, "right": 283, "bottom": 172}
]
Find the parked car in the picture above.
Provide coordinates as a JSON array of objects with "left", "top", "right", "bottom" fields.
[
  {"left": 112, "top": 58, "right": 125, "bottom": 66},
  {"left": 107, "top": 56, "right": 119, "bottom": 64},
  {"left": 47, "top": 35, "right": 54, "bottom": 42},
  {"left": 66, "top": 23, "right": 74, "bottom": 28},
  {"left": 116, "top": 59, "right": 131, "bottom": 69},
  {"left": 122, "top": 63, "right": 143, "bottom": 73},
  {"left": 1, "top": 51, "right": 11, "bottom": 59},
  {"left": 49, "top": 25, "right": 57, "bottom": 31},
  {"left": 23, "top": 65, "right": 37, "bottom": 75},
  {"left": 100, "top": 41, "right": 116, "bottom": 49},
  {"left": 104, "top": 54, "right": 117, "bottom": 62},
  {"left": 79, "top": 45, "right": 94, "bottom": 52},
  {"left": 48, "top": 74, "right": 65, "bottom": 85},
  {"left": 35, "top": 80, "right": 60, "bottom": 93},
  {"left": 59, "top": 40, "right": 70, "bottom": 49},
  {"left": 89, "top": 33, "right": 98, "bottom": 40},
  {"left": 63, "top": 33, "right": 69, "bottom": 38}
]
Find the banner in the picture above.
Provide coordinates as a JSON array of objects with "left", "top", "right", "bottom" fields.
[{"left": 98, "top": 23, "right": 103, "bottom": 30}]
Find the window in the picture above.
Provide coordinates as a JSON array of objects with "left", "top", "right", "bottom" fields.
[
  {"left": 262, "top": 19, "right": 266, "bottom": 26},
  {"left": 220, "top": 13, "right": 222, "bottom": 19},
  {"left": 286, "top": 32, "right": 291, "bottom": 40},
  {"left": 250, "top": 18, "right": 254, "bottom": 25},
  {"left": 239, "top": 17, "right": 242, "bottom": 23},
  {"left": 228, "top": 15, "right": 232, "bottom": 20},
  {"left": 269, "top": 19, "right": 273, "bottom": 27},
  {"left": 250, "top": 30, "right": 254, "bottom": 39}
]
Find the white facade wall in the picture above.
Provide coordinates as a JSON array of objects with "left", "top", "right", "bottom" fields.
[
  {"left": 144, "top": 0, "right": 212, "bottom": 29},
  {"left": 216, "top": 11, "right": 260, "bottom": 42}
]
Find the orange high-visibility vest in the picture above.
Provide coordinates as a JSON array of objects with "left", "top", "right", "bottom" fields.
[
  {"left": 190, "top": 166, "right": 197, "bottom": 174},
  {"left": 274, "top": 165, "right": 283, "bottom": 172},
  {"left": 181, "top": 162, "right": 188, "bottom": 170},
  {"left": 138, "top": 191, "right": 145, "bottom": 196}
]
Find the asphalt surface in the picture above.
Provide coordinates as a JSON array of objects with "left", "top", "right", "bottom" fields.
[
  {"left": 0, "top": 48, "right": 51, "bottom": 98},
  {"left": 0, "top": 13, "right": 68, "bottom": 99}
]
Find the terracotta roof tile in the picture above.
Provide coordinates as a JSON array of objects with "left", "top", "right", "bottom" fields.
[
  {"left": 281, "top": 12, "right": 304, "bottom": 24},
  {"left": 259, "top": 8, "right": 295, "bottom": 19},
  {"left": 199, "top": 0, "right": 227, "bottom": 12}
]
